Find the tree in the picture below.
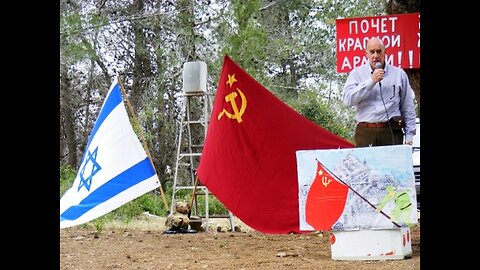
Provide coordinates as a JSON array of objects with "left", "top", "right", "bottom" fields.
[
  {"left": 384, "top": 0, "right": 421, "bottom": 116},
  {"left": 60, "top": 0, "right": 395, "bottom": 198}
]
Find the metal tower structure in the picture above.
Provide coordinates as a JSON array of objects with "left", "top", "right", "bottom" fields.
[{"left": 170, "top": 61, "right": 234, "bottom": 231}]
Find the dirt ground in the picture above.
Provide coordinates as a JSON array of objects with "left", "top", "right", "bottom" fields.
[{"left": 60, "top": 214, "right": 420, "bottom": 270}]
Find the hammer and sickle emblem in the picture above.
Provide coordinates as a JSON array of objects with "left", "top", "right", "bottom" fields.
[
  {"left": 318, "top": 170, "right": 332, "bottom": 187},
  {"left": 217, "top": 88, "right": 247, "bottom": 123},
  {"left": 321, "top": 176, "right": 331, "bottom": 187}
]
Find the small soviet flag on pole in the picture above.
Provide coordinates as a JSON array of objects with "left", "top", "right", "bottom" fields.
[{"left": 305, "top": 160, "right": 349, "bottom": 231}]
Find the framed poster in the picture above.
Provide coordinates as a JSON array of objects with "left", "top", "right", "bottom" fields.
[{"left": 296, "top": 145, "right": 417, "bottom": 231}]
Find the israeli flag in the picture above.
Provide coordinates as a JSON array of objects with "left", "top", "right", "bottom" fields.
[{"left": 60, "top": 78, "right": 160, "bottom": 229}]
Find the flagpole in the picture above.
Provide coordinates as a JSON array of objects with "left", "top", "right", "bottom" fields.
[
  {"left": 117, "top": 76, "right": 170, "bottom": 212},
  {"left": 315, "top": 159, "right": 401, "bottom": 228}
]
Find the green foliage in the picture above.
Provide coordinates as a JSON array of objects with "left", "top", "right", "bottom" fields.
[
  {"left": 60, "top": 0, "right": 414, "bottom": 228},
  {"left": 80, "top": 212, "right": 113, "bottom": 233},
  {"left": 163, "top": 186, "right": 229, "bottom": 216},
  {"left": 291, "top": 89, "right": 354, "bottom": 142},
  {"left": 60, "top": 163, "right": 76, "bottom": 197},
  {"left": 193, "top": 195, "right": 229, "bottom": 216},
  {"left": 60, "top": 6, "right": 108, "bottom": 65},
  {"left": 136, "top": 192, "right": 169, "bottom": 217},
  {"left": 166, "top": 187, "right": 190, "bottom": 206},
  {"left": 226, "top": 1, "right": 269, "bottom": 81},
  {"left": 94, "top": 192, "right": 169, "bottom": 223},
  {"left": 109, "top": 199, "right": 144, "bottom": 223}
]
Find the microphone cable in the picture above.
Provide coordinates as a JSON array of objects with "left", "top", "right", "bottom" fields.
[{"left": 379, "top": 83, "right": 396, "bottom": 145}]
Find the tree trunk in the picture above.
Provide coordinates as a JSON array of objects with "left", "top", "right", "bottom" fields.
[{"left": 60, "top": 65, "right": 78, "bottom": 168}]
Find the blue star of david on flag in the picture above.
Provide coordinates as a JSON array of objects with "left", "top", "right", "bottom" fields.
[{"left": 78, "top": 146, "right": 102, "bottom": 192}]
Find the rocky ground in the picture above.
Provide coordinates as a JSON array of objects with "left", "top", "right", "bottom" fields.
[{"left": 60, "top": 214, "right": 420, "bottom": 270}]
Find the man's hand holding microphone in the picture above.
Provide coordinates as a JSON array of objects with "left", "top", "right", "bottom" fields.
[{"left": 372, "top": 62, "right": 384, "bottom": 85}]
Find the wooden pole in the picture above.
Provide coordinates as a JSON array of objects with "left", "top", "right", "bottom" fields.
[
  {"left": 117, "top": 75, "right": 170, "bottom": 212},
  {"left": 188, "top": 174, "right": 199, "bottom": 218}
]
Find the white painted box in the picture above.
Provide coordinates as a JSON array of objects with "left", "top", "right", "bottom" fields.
[{"left": 330, "top": 227, "right": 412, "bottom": 260}]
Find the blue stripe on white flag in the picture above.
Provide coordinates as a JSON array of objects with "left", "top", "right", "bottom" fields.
[
  {"left": 81, "top": 83, "right": 123, "bottom": 163},
  {"left": 60, "top": 157, "right": 155, "bottom": 222}
]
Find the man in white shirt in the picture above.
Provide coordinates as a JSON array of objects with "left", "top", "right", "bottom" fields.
[{"left": 343, "top": 37, "right": 417, "bottom": 147}]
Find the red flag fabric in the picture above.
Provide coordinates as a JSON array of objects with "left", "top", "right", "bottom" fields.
[
  {"left": 197, "top": 55, "right": 354, "bottom": 234},
  {"left": 305, "top": 161, "right": 349, "bottom": 231}
]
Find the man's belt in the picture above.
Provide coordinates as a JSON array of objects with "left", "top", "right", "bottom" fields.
[{"left": 357, "top": 121, "right": 389, "bottom": 128}]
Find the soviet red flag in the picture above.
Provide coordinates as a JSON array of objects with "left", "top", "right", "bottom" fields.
[
  {"left": 305, "top": 161, "right": 349, "bottom": 231},
  {"left": 196, "top": 55, "right": 354, "bottom": 234}
]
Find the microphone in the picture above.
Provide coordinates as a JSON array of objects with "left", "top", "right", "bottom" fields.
[{"left": 375, "top": 62, "right": 382, "bottom": 87}]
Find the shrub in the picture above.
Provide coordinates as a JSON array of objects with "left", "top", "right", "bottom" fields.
[{"left": 60, "top": 164, "right": 76, "bottom": 197}]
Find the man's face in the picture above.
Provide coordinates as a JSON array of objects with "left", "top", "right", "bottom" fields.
[{"left": 366, "top": 41, "right": 385, "bottom": 68}]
